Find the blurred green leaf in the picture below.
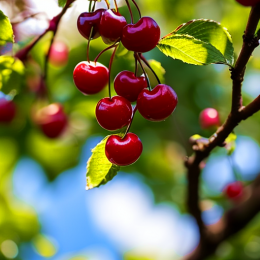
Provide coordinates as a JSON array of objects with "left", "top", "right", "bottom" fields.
[
  {"left": 148, "top": 59, "right": 166, "bottom": 84},
  {"left": 86, "top": 136, "right": 120, "bottom": 190},
  {"left": 225, "top": 132, "right": 237, "bottom": 155},
  {"left": 0, "top": 56, "right": 25, "bottom": 94},
  {"left": 58, "top": 0, "right": 67, "bottom": 7},
  {"left": 0, "top": 10, "right": 13, "bottom": 46},
  {"left": 158, "top": 19, "right": 234, "bottom": 66}
]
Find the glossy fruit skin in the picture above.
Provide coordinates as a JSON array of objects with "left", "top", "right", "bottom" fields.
[
  {"left": 114, "top": 71, "right": 147, "bottom": 102},
  {"left": 36, "top": 103, "right": 67, "bottom": 138},
  {"left": 137, "top": 84, "right": 178, "bottom": 121},
  {"left": 99, "top": 10, "right": 127, "bottom": 44},
  {"left": 73, "top": 61, "right": 109, "bottom": 95},
  {"left": 105, "top": 133, "right": 143, "bottom": 166},
  {"left": 199, "top": 108, "right": 220, "bottom": 129},
  {"left": 77, "top": 9, "right": 105, "bottom": 40},
  {"left": 224, "top": 181, "right": 244, "bottom": 200},
  {"left": 121, "top": 17, "right": 161, "bottom": 53},
  {"left": 236, "top": 0, "right": 260, "bottom": 6},
  {"left": 0, "top": 98, "right": 16, "bottom": 123},
  {"left": 96, "top": 96, "right": 132, "bottom": 131},
  {"left": 49, "top": 41, "right": 69, "bottom": 67}
]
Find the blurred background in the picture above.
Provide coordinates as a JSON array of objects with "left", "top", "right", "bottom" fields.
[{"left": 1, "top": 0, "right": 260, "bottom": 259}]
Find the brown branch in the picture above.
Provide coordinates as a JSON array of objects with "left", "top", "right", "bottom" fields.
[{"left": 185, "top": 3, "right": 260, "bottom": 257}]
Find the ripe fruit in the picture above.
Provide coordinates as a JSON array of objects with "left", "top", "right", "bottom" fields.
[
  {"left": 137, "top": 84, "right": 178, "bottom": 121},
  {"left": 199, "top": 108, "right": 220, "bottom": 129},
  {"left": 224, "top": 181, "right": 244, "bottom": 200},
  {"left": 105, "top": 133, "right": 143, "bottom": 166},
  {"left": 121, "top": 17, "right": 161, "bottom": 53},
  {"left": 73, "top": 61, "right": 109, "bottom": 95},
  {"left": 236, "top": 0, "right": 260, "bottom": 6},
  {"left": 114, "top": 71, "right": 147, "bottom": 102},
  {"left": 35, "top": 103, "right": 67, "bottom": 138},
  {"left": 96, "top": 96, "right": 132, "bottom": 131},
  {"left": 99, "top": 10, "right": 127, "bottom": 44},
  {"left": 0, "top": 98, "right": 16, "bottom": 123},
  {"left": 49, "top": 41, "right": 69, "bottom": 66},
  {"left": 77, "top": 9, "right": 105, "bottom": 39}
]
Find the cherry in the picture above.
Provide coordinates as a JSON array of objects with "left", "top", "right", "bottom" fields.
[
  {"left": 137, "top": 84, "right": 178, "bottom": 121},
  {"left": 105, "top": 133, "right": 143, "bottom": 166},
  {"left": 99, "top": 9, "right": 127, "bottom": 44},
  {"left": 114, "top": 71, "right": 147, "bottom": 102},
  {"left": 236, "top": 0, "right": 260, "bottom": 6},
  {"left": 224, "top": 181, "right": 244, "bottom": 200},
  {"left": 121, "top": 17, "right": 161, "bottom": 53},
  {"left": 96, "top": 96, "right": 132, "bottom": 131},
  {"left": 199, "top": 108, "right": 220, "bottom": 129},
  {"left": 0, "top": 98, "right": 16, "bottom": 123},
  {"left": 77, "top": 9, "right": 105, "bottom": 40},
  {"left": 49, "top": 41, "right": 69, "bottom": 67},
  {"left": 35, "top": 103, "right": 67, "bottom": 138},
  {"left": 73, "top": 61, "right": 109, "bottom": 95}
]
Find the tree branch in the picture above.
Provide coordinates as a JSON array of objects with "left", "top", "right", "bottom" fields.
[{"left": 185, "top": 3, "right": 260, "bottom": 256}]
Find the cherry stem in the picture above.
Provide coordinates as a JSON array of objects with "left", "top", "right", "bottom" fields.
[
  {"left": 87, "top": 27, "right": 94, "bottom": 63},
  {"left": 94, "top": 41, "right": 119, "bottom": 63},
  {"left": 108, "top": 45, "right": 119, "bottom": 99},
  {"left": 104, "top": 0, "right": 110, "bottom": 9},
  {"left": 139, "top": 53, "right": 161, "bottom": 84},
  {"left": 92, "top": 0, "right": 97, "bottom": 11},
  {"left": 131, "top": 0, "right": 141, "bottom": 18},
  {"left": 134, "top": 53, "right": 138, "bottom": 76},
  {"left": 89, "top": 0, "right": 93, "bottom": 12},
  {"left": 125, "top": 0, "right": 134, "bottom": 23},
  {"left": 114, "top": 0, "right": 118, "bottom": 12},
  {"left": 135, "top": 52, "right": 152, "bottom": 91},
  {"left": 123, "top": 105, "right": 138, "bottom": 139}
]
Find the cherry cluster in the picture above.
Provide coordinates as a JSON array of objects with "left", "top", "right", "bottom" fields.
[{"left": 73, "top": 0, "right": 178, "bottom": 166}]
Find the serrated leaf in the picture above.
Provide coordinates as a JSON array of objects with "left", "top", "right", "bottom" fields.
[
  {"left": 148, "top": 59, "right": 165, "bottom": 83},
  {"left": 157, "top": 34, "right": 226, "bottom": 66},
  {"left": 58, "top": 0, "right": 67, "bottom": 7},
  {"left": 0, "top": 10, "right": 14, "bottom": 46},
  {"left": 86, "top": 136, "right": 120, "bottom": 190},
  {"left": 0, "top": 56, "right": 25, "bottom": 94},
  {"left": 158, "top": 19, "right": 234, "bottom": 66}
]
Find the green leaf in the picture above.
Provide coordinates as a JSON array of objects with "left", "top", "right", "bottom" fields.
[
  {"left": 0, "top": 56, "right": 25, "bottom": 94},
  {"left": 157, "top": 19, "right": 234, "bottom": 66},
  {"left": 58, "top": 0, "right": 67, "bottom": 7},
  {"left": 86, "top": 136, "right": 120, "bottom": 190},
  {"left": 225, "top": 132, "right": 237, "bottom": 155},
  {"left": 0, "top": 10, "right": 14, "bottom": 46},
  {"left": 148, "top": 59, "right": 166, "bottom": 83}
]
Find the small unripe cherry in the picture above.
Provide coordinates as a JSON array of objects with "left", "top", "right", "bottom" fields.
[
  {"left": 199, "top": 108, "right": 220, "bottom": 129},
  {"left": 236, "top": 0, "right": 260, "bottom": 6},
  {"left": 224, "top": 181, "right": 244, "bottom": 200},
  {"left": 0, "top": 98, "right": 16, "bottom": 123},
  {"left": 105, "top": 133, "right": 143, "bottom": 166},
  {"left": 35, "top": 103, "right": 67, "bottom": 138},
  {"left": 49, "top": 41, "right": 69, "bottom": 67}
]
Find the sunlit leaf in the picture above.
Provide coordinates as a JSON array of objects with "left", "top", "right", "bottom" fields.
[
  {"left": 0, "top": 10, "right": 13, "bottom": 46},
  {"left": 158, "top": 19, "right": 234, "bottom": 66},
  {"left": 86, "top": 136, "right": 120, "bottom": 190},
  {"left": 148, "top": 59, "right": 166, "bottom": 83}
]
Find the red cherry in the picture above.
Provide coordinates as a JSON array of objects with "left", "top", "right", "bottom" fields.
[
  {"left": 114, "top": 71, "right": 147, "bottom": 102},
  {"left": 224, "top": 181, "right": 244, "bottom": 200},
  {"left": 35, "top": 103, "right": 67, "bottom": 138},
  {"left": 96, "top": 96, "right": 132, "bottom": 131},
  {"left": 73, "top": 61, "right": 109, "bottom": 95},
  {"left": 0, "top": 98, "right": 16, "bottom": 123},
  {"left": 199, "top": 108, "right": 220, "bottom": 129},
  {"left": 236, "top": 0, "right": 260, "bottom": 6},
  {"left": 99, "top": 10, "right": 127, "bottom": 44},
  {"left": 49, "top": 41, "right": 69, "bottom": 67},
  {"left": 137, "top": 84, "right": 178, "bottom": 121},
  {"left": 105, "top": 133, "right": 143, "bottom": 166},
  {"left": 121, "top": 17, "right": 161, "bottom": 53},
  {"left": 77, "top": 9, "right": 105, "bottom": 40}
]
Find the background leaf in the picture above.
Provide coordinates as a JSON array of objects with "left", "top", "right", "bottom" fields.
[
  {"left": 58, "top": 0, "right": 67, "bottom": 7},
  {"left": 158, "top": 19, "right": 234, "bottom": 66},
  {"left": 0, "top": 10, "right": 13, "bottom": 46},
  {"left": 86, "top": 136, "right": 120, "bottom": 190}
]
